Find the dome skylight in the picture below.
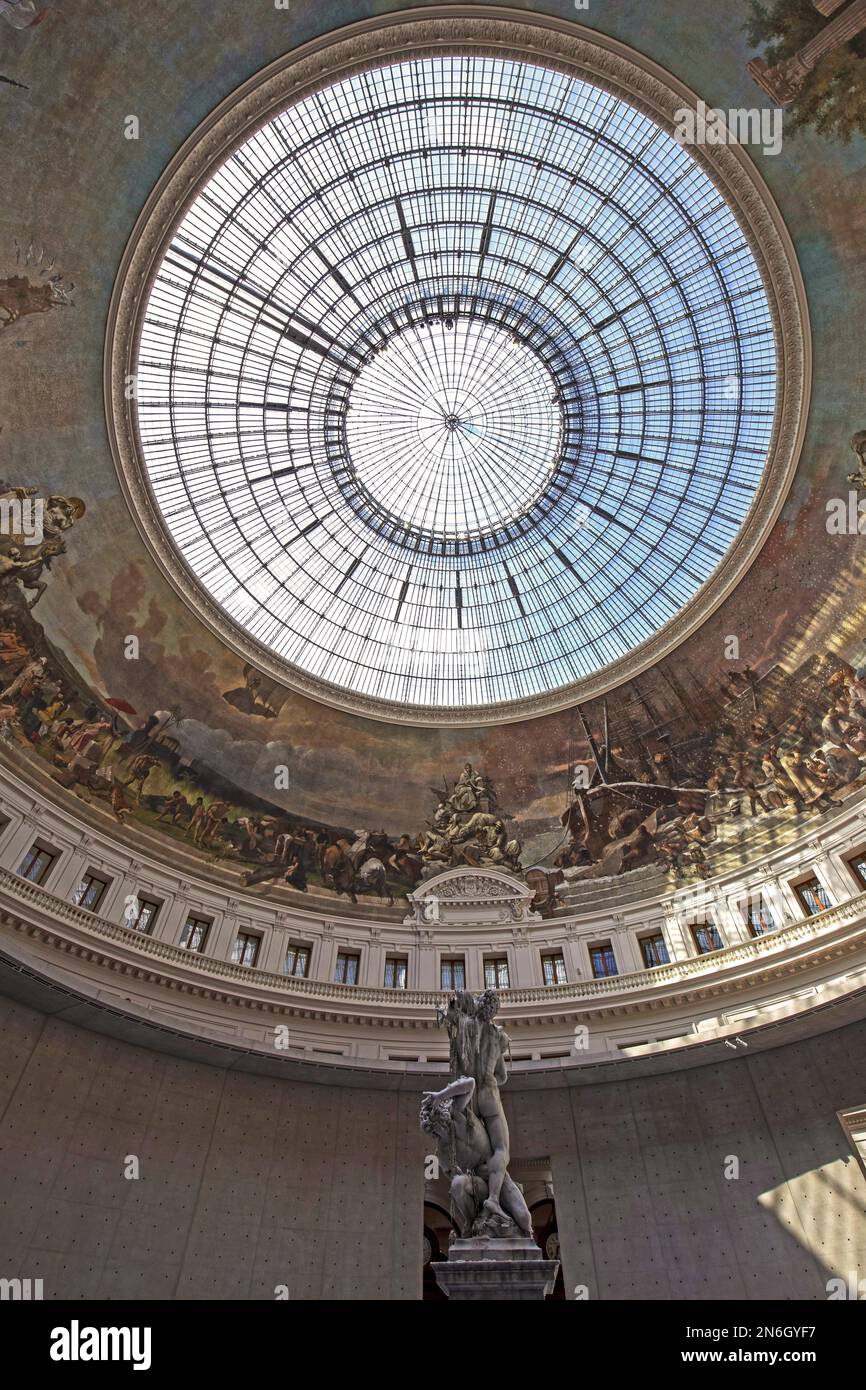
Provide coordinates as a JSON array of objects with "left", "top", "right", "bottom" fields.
[{"left": 133, "top": 53, "right": 779, "bottom": 712}]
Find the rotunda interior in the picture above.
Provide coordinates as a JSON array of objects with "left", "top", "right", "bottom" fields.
[{"left": 1, "top": 0, "right": 866, "bottom": 1325}]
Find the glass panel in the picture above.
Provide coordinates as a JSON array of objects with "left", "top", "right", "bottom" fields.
[
  {"left": 134, "top": 902, "right": 157, "bottom": 933},
  {"left": 747, "top": 900, "right": 775, "bottom": 936},
  {"left": 386, "top": 959, "right": 407, "bottom": 989},
  {"left": 693, "top": 924, "right": 723, "bottom": 953},
  {"left": 641, "top": 935, "right": 669, "bottom": 967},
  {"left": 799, "top": 880, "right": 831, "bottom": 915},
  {"left": 135, "top": 54, "right": 778, "bottom": 711},
  {"left": 19, "top": 847, "right": 52, "bottom": 882},
  {"left": 591, "top": 945, "right": 618, "bottom": 978}
]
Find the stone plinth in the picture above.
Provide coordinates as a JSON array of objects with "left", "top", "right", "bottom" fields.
[{"left": 433, "top": 1237, "right": 559, "bottom": 1301}]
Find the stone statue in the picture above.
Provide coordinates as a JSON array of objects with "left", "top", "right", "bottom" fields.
[
  {"left": 420, "top": 989, "right": 532, "bottom": 1240},
  {"left": 421, "top": 764, "right": 521, "bottom": 873}
]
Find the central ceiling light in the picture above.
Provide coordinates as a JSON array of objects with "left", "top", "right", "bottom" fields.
[{"left": 346, "top": 319, "right": 562, "bottom": 539}]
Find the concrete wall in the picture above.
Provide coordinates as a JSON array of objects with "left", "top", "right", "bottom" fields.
[
  {"left": 507, "top": 1026, "right": 866, "bottom": 1301},
  {"left": 0, "top": 995, "right": 424, "bottom": 1300},
  {"left": 1, "top": 993, "right": 865, "bottom": 1300}
]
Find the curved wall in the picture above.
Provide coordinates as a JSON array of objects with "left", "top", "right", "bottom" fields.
[
  {"left": 0, "top": 0, "right": 863, "bottom": 920},
  {"left": 5, "top": 761, "right": 866, "bottom": 1071},
  {"left": 2, "top": 992, "right": 865, "bottom": 1300},
  {"left": 2, "top": 0, "right": 866, "bottom": 1305}
]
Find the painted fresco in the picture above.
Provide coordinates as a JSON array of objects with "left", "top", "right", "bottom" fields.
[{"left": 1, "top": 0, "right": 865, "bottom": 918}]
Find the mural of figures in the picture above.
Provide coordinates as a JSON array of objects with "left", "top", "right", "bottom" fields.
[
  {"left": 0, "top": 245, "right": 73, "bottom": 337},
  {"left": 0, "top": 0, "right": 865, "bottom": 927},
  {"left": 746, "top": 0, "right": 866, "bottom": 139},
  {"left": 0, "top": 455, "right": 864, "bottom": 919}
]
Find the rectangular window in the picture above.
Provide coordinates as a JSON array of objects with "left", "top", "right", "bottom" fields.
[
  {"left": 232, "top": 931, "right": 260, "bottom": 968},
  {"left": 541, "top": 952, "right": 567, "bottom": 985},
  {"left": 691, "top": 923, "right": 724, "bottom": 954},
  {"left": 590, "top": 942, "right": 618, "bottom": 978},
  {"left": 129, "top": 898, "right": 160, "bottom": 935},
  {"left": 17, "top": 844, "right": 55, "bottom": 885},
  {"left": 384, "top": 957, "right": 408, "bottom": 989},
  {"left": 846, "top": 854, "right": 866, "bottom": 890},
  {"left": 284, "top": 945, "right": 310, "bottom": 977},
  {"left": 335, "top": 952, "right": 360, "bottom": 985},
  {"left": 179, "top": 916, "right": 210, "bottom": 953},
  {"left": 440, "top": 958, "right": 465, "bottom": 991},
  {"left": 484, "top": 957, "right": 510, "bottom": 989},
  {"left": 71, "top": 873, "right": 107, "bottom": 912},
  {"left": 640, "top": 933, "right": 670, "bottom": 968},
  {"left": 795, "top": 877, "right": 832, "bottom": 916},
  {"left": 746, "top": 897, "right": 776, "bottom": 937}
]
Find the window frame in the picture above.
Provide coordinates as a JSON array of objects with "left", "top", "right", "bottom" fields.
[
  {"left": 792, "top": 875, "right": 833, "bottom": 918},
  {"left": 128, "top": 897, "right": 161, "bottom": 935},
  {"left": 844, "top": 849, "right": 866, "bottom": 892},
  {"left": 541, "top": 952, "right": 567, "bottom": 986},
  {"left": 232, "top": 930, "right": 261, "bottom": 968},
  {"left": 384, "top": 956, "right": 408, "bottom": 990},
  {"left": 179, "top": 914, "right": 211, "bottom": 953},
  {"left": 17, "top": 842, "right": 57, "bottom": 886},
  {"left": 690, "top": 922, "right": 724, "bottom": 955},
  {"left": 334, "top": 951, "right": 360, "bottom": 986},
  {"left": 71, "top": 871, "right": 109, "bottom": 913},
  {"left": 483, "top": 956, "right": 510, "bottom": 990},
  {"left": 440, "top": 957, "right": 466, "bottom": 992},
  {"left": 639, "top": 932, "right": 670, "bottom": 968},
  {"left": 744, "top": 896, "right": 776, "bottom": 938},
  {"left": 284, "top": 943, "right": 311, "bottom": 978},
  {"left": 589, "top": 940, "right": 618, "bottom": 979}
]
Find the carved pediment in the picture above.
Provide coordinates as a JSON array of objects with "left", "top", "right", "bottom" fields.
[{"left": 404, "top": 866, "right": 540, "bottom": 928}]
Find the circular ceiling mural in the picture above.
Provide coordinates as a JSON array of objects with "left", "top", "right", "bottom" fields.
[{"left": 108, "top": 13, "right": 808, "bottom": 724}]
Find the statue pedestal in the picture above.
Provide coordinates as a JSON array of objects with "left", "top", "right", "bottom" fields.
[{"left": 433, "top": 1237, "right": 559, "bottom": 1301}]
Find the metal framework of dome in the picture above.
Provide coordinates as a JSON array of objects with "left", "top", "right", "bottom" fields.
[{"left": 133, "top": 53, "right": 778, "bottom": 711}]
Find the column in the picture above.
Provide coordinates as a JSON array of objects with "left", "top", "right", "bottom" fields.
[
  {"left": 512, "top": 939, "right": 537, "bottom": 987},
  {"left": 261, "top": 920, "right": 288, "bottom": 974},
  {"left": 612, "top": 922, "right": 641, "bottom": 973},
  {"left": 719, "top": 891, "right": 752, "bottom": 946},
  {"left": 317, "top": 928, "right": 339, "bottom": 983},
  {"left": 563, "top": 933, "right": 585, "bottom": 981},
  {"left": 749, "top": 0, "right": 866, "bottom": 104},
  {"left": 662, "top": 907, "right": 693, "bottom": 961},
  {"left": 53, "top": 848, "right": 91, "bottom": 901},
  {"left": 152, "top": 892, "right": 187, "bottom": 944},
  {"left": 2, "top": 814, "right": 45, "bottom": 872},
  {"left": 415, "top": 936, "right": 437, "bottom": 990},
  {"left": 209, "top": 902, "right": 240, "bottom": 961},
  {"left": 464, "top": 946, "right": 485, "bottom": 991},
  {"left": 818, "top": 850, "right": 855, "bottom": 902},
  {"left": 363, "top": 939, "right": 385, "bottom": 988}
]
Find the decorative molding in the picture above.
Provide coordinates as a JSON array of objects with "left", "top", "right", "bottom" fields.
[
  {"left": 3, "top": 866, "right": 866, "bottom": 1030},
  {"left": 103, "top": 4, "right": 810, "bottom": 729},
  {"left": 405, "top": 866, "right": 539, "bottom": 926}
]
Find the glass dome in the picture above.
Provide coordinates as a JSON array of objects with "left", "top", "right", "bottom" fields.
[{"left": 134, "top": 54, "right": 778, "bottom": 711}]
